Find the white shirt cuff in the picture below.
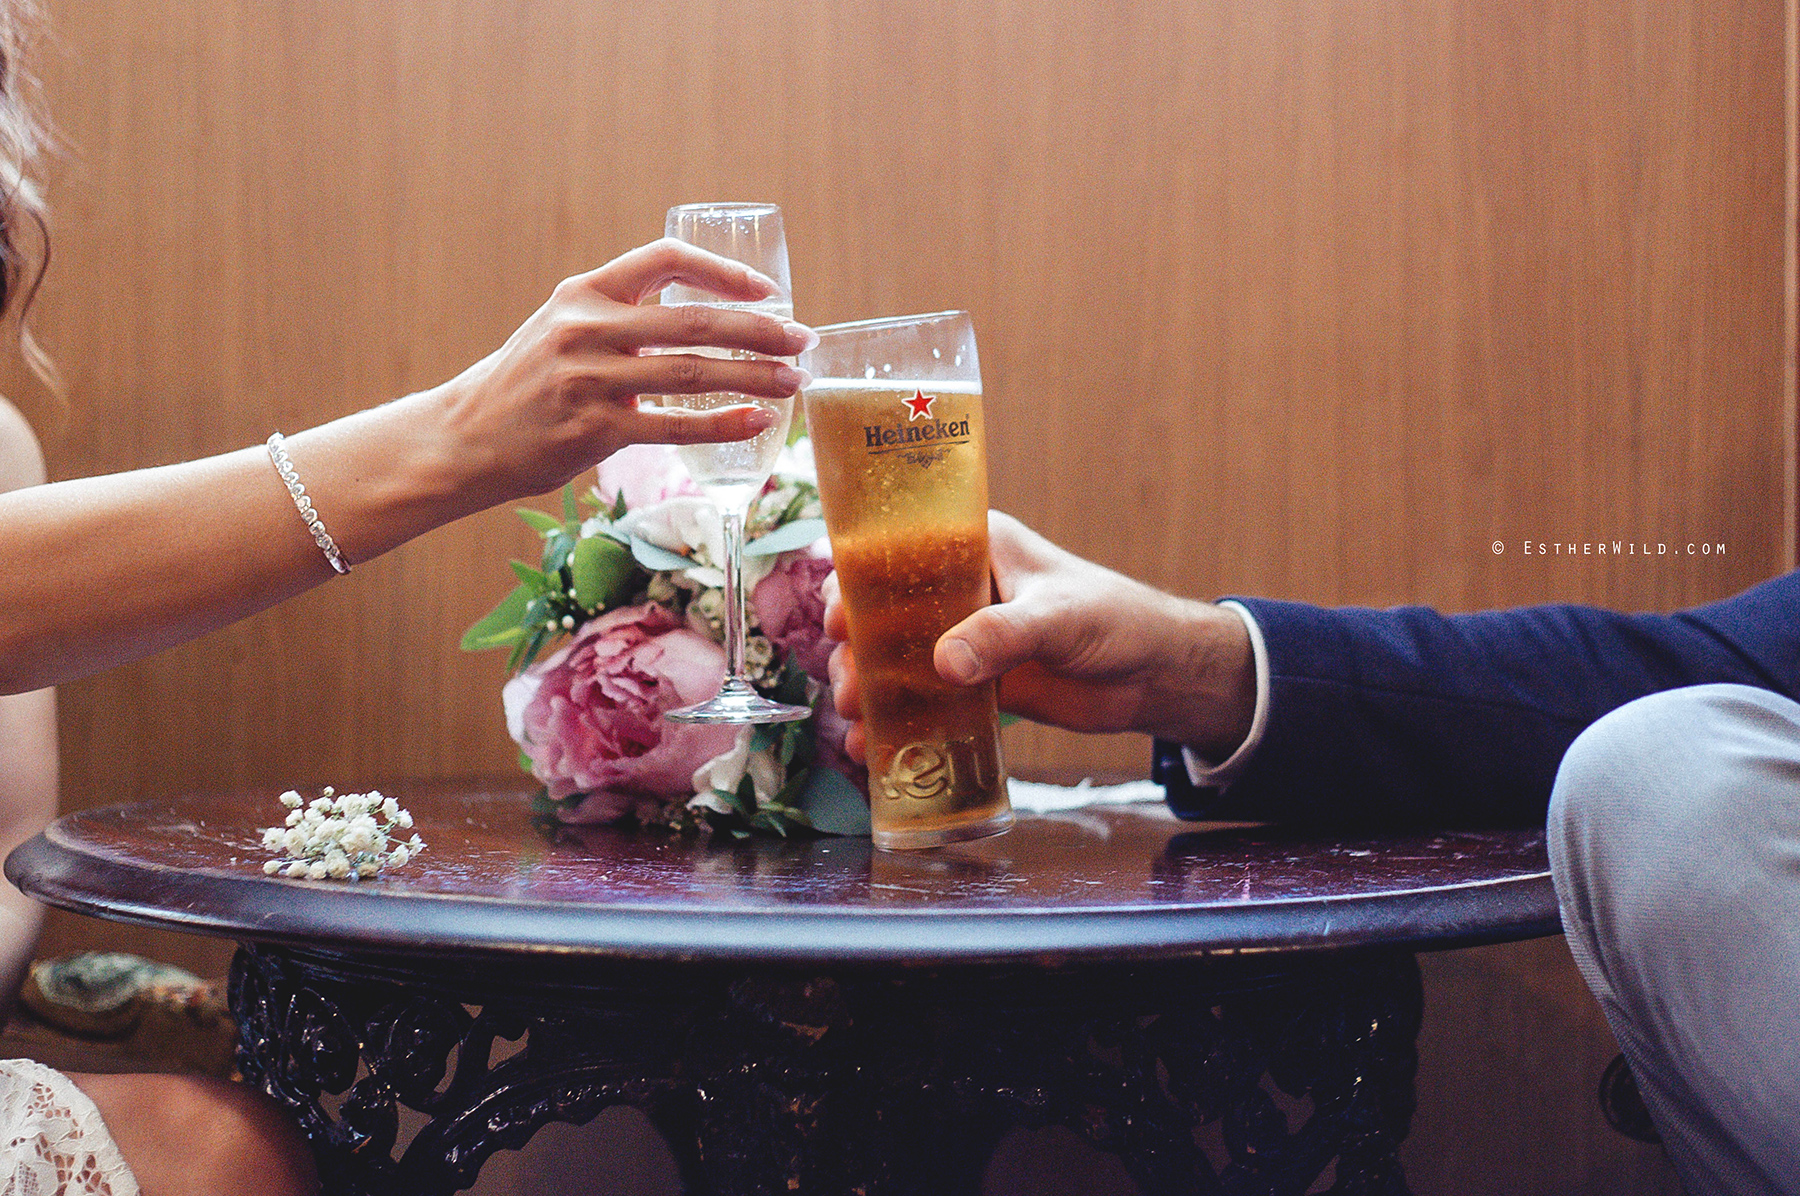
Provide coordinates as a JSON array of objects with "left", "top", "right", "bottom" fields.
[{"left": 1180, "top": 600, "right": 1269, "bottom": 790}]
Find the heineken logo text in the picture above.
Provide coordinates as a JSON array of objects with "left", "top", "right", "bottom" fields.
[{"left": 864, "top": 418, "right": 971, "bottom": 452}]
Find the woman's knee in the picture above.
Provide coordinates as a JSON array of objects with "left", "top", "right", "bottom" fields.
[{"left": 73, "top": 1072, "right": 317, "bottom": 1196}]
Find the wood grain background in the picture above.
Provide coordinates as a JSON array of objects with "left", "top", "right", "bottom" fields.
[{"left": 5, "top": 0, "right": 1790, "bottom": 1191}]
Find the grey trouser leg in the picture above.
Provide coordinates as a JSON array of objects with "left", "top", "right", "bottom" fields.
[{"left": 1549, "top": 683, "right": 1800, "bottom": 1196}]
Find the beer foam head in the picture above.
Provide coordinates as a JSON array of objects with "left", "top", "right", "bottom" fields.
[{"left": 806, "top": 377, "right": 982, "bottom": 394}]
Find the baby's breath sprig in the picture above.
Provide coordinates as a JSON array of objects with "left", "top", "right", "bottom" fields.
[{"left": 259, "top": 786, "right": 426, "bottom": 881}]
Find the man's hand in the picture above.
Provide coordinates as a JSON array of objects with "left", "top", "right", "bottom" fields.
[{"left": 824, "top": 511, "right": 1256, "bottom": 763}]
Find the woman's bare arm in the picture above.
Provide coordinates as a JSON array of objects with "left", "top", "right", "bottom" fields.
[
  {"left": 0, "top": 397, "right": 56, "bottom": 1011},
  {"left": 0, "top": 239, "right": 815, "bottom": 694}
]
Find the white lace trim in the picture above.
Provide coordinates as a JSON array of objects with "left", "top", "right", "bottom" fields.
[{"left": 0, "top": 1060, "right": 138, "bottom": 1196}]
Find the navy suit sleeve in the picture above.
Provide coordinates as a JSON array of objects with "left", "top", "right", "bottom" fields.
[{"left": 1154, "top": 570, "right": 1800, "bottom": 828}]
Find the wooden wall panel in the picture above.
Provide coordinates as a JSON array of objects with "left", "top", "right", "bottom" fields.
[
  {"left": 1, "top": 3, "right": 1784, "bottom": 1190},
  {"left": 11, "top": 0, "right": 1788, "bottom": 803}
]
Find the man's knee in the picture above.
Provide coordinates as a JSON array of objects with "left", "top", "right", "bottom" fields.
[
  {"left": 1552, "top": 685, "right": 1800, "bottom": 869},
  {"left": 1550, "top": 684, "right": 1800, "bottom": 961}
]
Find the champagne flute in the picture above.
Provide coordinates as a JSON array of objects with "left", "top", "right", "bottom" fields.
[{"left": 659, "top": 203, "right": 811, "bottom": 725}]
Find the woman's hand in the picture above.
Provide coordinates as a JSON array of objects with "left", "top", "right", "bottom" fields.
[
  {"left": 824, "top": 511, "right": 1256, "bottom": 763},
  {"left": 425, "top": 237, "right": 816, "bottom": 513},
  {"left": 0, "top": 238, "right": 818, "bottom": 695}
]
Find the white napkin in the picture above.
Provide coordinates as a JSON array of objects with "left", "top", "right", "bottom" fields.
[{"left": 1005, "top": 777, "right": 1165, "bottom": 814}]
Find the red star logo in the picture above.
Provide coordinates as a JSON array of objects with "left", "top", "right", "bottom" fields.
[{"left": 901, "top": 389, "right": 935, "bottom": 420}]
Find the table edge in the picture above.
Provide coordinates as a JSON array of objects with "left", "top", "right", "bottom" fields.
[{"left": 6, "top": 831, "right": 1560, "bottom": 966}]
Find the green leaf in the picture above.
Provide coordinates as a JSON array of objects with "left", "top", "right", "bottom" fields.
[
  {"left": 541, "top": 530, "right": 577, "bottom": 576},
  {"left": 518, "top": 625, "right": 553, "bottom": 670},
  {"left": 630, "top": 536, "right": 696, "bottom": 573},
  {"left": 516, "top": 507, "right": 564, "bottom": 535},
  {"left": 570, "top": 535, "right": 639, "bottom": 609},
  {"left": 517, "top": 749, "right": 535, "bottom": 774},
  {"left": 797, "top": 768, "right": 872, "bottom": 836},
  {"left": 510, "top": 560, "right": 554, "bottom": 592},
  {"left": 611, "top": 491, "right": 629, "bottom": 520},
  {"left": 769, "top": 662, "right": 813, "bottom": 708},
  {"left": 460, "top": 583, "right": 533, "bottom": 652},
  {"left": 562, "top": 484, "right": 579, "bottom": 524},
  {"left": 771, "top": 768, "right": 809, "bottom": 808},
  {"left": 999, "top": 712, "right": 1022, "bottom": 728},
  {"left": 744, "top": 518, "right": 828, "bottom": 557},
  {"left": 735, "top": 774, "right": 758, "bottom": 813}
]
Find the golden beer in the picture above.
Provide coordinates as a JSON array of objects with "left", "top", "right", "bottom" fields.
[{"left": 806, "top": 375, "right": 1012, "bottom": 849}]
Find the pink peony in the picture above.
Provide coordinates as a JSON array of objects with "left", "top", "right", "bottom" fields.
[
  {"left": 595, "top": 444, "right": 702, "bottom": 512},
  {"left": 750, "top": 552, "right": 837, "bottom": 685},
  {"left": 503, "top": 603, "right": 737, "bottom": 821}
]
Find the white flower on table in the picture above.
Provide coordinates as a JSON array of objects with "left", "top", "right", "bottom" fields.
[{"left": 259, "top": 787, "right": 426, "bottom": 882}]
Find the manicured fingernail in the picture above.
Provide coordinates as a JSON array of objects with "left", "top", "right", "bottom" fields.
[
  {"left": 783, "top": 321, "right": 820, "bottom": 351},
  {"left": 941, "top": 637, "right": 981, "bottom": 684},
  {"left": 774, "top": 365, "right": 812, "bottom": 391}
]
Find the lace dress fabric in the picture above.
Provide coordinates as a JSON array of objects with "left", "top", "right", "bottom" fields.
[{"left": 0, "top": 1060, "right": 138, "bottom": 1196}]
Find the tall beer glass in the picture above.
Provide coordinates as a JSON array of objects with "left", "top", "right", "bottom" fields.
[{"left": 803, "top": 312, "right": 1012, "bottom": 849}]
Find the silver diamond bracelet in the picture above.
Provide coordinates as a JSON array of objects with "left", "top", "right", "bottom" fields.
[{"left": 265, "top": 432, "right": 351, "bottom": 575}]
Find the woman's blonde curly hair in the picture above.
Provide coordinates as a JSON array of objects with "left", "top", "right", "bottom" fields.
[{"left": 0, "top": 0, "right": 55, "bottom": 393}]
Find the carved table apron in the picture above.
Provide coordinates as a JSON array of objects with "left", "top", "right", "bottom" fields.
[{"left": 5, "top": 781, "right": 1558, "bottom": 1196}]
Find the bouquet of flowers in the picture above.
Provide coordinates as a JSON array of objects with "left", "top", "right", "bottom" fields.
[{"left": 461, "top": 439, "right": 869, "bottom": 840}]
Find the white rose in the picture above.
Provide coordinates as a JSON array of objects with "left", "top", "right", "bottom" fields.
[
  {"left": 616, "top": 497, "right": 776, "bottom": 591},
  {"left": 688, "top": 727, "right": 785, "bottom": 812}
]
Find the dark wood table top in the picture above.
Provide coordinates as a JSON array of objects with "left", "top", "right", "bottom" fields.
[{"left": 6, "top": 778, "right": 1558, "bottom": 967}]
